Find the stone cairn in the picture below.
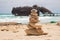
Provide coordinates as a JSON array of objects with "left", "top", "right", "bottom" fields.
[{"left": 25, "top": 9, "right": 48, "bottom": 35}]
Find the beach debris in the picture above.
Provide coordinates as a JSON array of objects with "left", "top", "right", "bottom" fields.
[
  {"left": 25, "top": 9, "right": 48, "bottom": 35},
  {"left": 1, "top": 26, "right": 9, "bottom": 31},
  {"left": 0, "top": 23, "right": 21, "bottom": 32},
  {"left": 1, "top": 29, "right": 9, "bottom": 31}
]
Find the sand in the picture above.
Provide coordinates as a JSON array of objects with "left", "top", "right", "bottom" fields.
[{"left": 0, "top": 23, "right": 60, "bottom": 40}]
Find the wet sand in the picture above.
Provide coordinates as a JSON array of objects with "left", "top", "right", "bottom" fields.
[{"left": 0, "top": 23, "right": 60, "bottom": 40}]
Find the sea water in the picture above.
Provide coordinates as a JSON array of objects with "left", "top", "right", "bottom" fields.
[{"left": 0, "top": 14, "right": 60, "bottom": 24}]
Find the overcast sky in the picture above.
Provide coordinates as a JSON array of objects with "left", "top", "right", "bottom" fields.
[{"left": 0, "top": 0, "right": 60, "bottom": 13}]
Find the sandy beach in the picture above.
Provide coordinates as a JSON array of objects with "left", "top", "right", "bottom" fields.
[{"left": 0, "top": 22, "right": 60, "bottom": 40}]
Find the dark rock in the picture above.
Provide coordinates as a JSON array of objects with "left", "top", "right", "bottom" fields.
[
  {"left": 11, "top": 5, "right": 52, "bottom": 16},
  {"left": 50, "top": 21, "right": 56, "bottom": 23}
]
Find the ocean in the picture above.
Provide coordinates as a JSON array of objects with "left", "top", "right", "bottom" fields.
[{"left": 0, "top": 14, "right": 60, "bottom": 24}]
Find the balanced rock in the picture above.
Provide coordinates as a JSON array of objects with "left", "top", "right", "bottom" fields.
[{"left": 25, "top": 9, "right": 48, "bottom": 35}]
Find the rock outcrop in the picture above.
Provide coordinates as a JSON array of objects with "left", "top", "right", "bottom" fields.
[{"left": 12, "top": 5, "right": 52, "bottom": 16}]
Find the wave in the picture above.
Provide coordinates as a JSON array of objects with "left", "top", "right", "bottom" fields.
[{"left": 0, "top": 15, "right": 60, "bottom": 24}]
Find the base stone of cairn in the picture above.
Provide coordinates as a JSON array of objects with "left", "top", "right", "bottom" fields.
[{"left": 25, "top": 9, "right": 48, "bottom": 35}]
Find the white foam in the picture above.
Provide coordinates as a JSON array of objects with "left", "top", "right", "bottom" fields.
[{"left": 0, "top": 15, "right": 60, "bottom": 24}]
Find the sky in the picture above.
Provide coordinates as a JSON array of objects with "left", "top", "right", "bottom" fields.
[{"left": 0, "top": 0, "right": 60, "bottom": 14}]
